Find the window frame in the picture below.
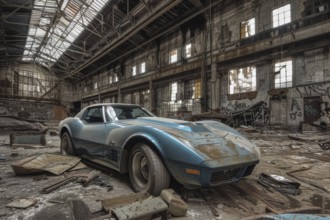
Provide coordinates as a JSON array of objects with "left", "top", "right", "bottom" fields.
[
  {"left": 140, "top": 62, "right": 146, "bottom": 74},
  {"left": 272, "top": 4, "right": 291, "bottom": 28},
  {"left": 240, "top": 17, "right": 256, "bottom": 39},
  {"left": 274, "top": 59, "right": 293, "bottom": 89},
  {"left": 228, "top": 66, "right": 257, "bottom": 95},
  {"left": 185, "top": 44, "right": 192, "bottom": 58},
  {"left": 132, "top": 65, "right": 137, "bottom": 76},
  {"left": 170, "top": 49, "right": 178, "bottom": 63}
]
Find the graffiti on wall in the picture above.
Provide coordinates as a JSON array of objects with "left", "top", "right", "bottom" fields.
[
  {"left": 289, "top": 98, "right": 303, "bottom": 120},
  {"left": 221, "top": 102, "right": 247, "bottom": 116},
  {"left": 222, "top": 101, "right": 269, "bottom": 127},
  {"left": 296, "top": 84, "right": 330, "bottom": 98}
]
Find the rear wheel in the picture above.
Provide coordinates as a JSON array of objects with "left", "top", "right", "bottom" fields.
[
  {"left": 60, "top": 132, "right": 76, "bottom": 155},
  {"left": 129, "top": 143, "right": 170, "bottom": 196}
]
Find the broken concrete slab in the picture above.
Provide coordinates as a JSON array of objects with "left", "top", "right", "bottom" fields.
[
  {"left": 10, "top": 132, "right": 46, "bottom": 146},
  {"left": 112, "top": 196, "right": 168, "bottom": 220},
  {"left": 102, "top": 192, "right": 150, "bottom": 213},
  {"left": 160, "top": 189, "right": 188, "bottom": 217},
  {"left": 6, "top": 198, "right": 38, "bottom": 209},
  {"left": 11, "top": 153, "right": 81, "bottom": 175}
]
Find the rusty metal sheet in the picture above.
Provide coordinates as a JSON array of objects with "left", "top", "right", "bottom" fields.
[{"left": 11, "top": 154, "right": 81, "bottom": 175}]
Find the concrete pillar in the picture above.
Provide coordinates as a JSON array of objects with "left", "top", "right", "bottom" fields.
[
  {"left": 211, "top": 63, "right": 220, "bottom": 111},
  {"left": 149, "top": 79, "right": 157, "bottom": 114}
]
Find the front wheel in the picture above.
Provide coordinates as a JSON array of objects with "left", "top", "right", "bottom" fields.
[
  {"left": 129, "top": 143, "right": 170, "bottom": 196},
  {"left": 60, "top": 132, "right": 76, "bottom": 155}
]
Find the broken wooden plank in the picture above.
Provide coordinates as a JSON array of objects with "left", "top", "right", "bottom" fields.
[
  {"left": 6, "top": 198, "right": 38, "bottom": 209},
  {"left": 288, "top": 134, "right": 330, "bottom": 142},
  {"left": 234, "top": 181, "right": 280, "bottom": 214},
  {"left": 200, "top": 189, "right": 220, "bottom": 217},
  {"left": 82, "top": 170, "right": 101, "bottom": 187},
  {"left": 41, "top": 176, "right": 77, "bottom": 194}
]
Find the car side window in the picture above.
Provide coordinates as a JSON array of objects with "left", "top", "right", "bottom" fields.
[{"left": 83, "top": 107, "right": 104, "bottom": 123}]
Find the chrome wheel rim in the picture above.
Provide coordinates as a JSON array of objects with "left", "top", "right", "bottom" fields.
[
  {"left": 61, "top": 135, "right": 69, "bottom": 155},
  {"left": 132, "top": 151, "right": 149, "bottom": 188}
]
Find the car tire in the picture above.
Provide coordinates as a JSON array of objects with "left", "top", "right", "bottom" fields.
[
  {"left": 60, "top": 132, "right": 76, "bottom": 155},
  {"left": 129, "top": 143, "right": 170, "bottom": 196}
]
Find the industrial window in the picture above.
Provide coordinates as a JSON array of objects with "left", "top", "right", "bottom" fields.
[
  {"left": 141, "top": 62, "right": 146, "bottom": 73},
  {"left": 170, "top": 49, "right": 178, "bottom": 63},
  {"left": 274, "top": 60, "right": 292, "bottom": 88},
  {"left": 94, "top": 82, "right": 98, "bottom": 89},
  {"left": 109, "top": 74, "right": 118, "bottom": 84},
  {"left": 185, "top": 44, "right": 192, "bottom": 58},
  {"left": 171, "top": 82, "right": 178, "bottom": 101},
  {"left": 229, "top": 66, "right": 256, "bottom": 94},
  {"left": 240, "top": 18, "right": 255, "bottom": 38},
  {"left": 272, "top": 4, "right": 291, "bottom": 28},
  {"left": 132, "top": 66, "right": 137, "bottom": 76},
  {"left": 114, "top": 74, "right": 118, "bottom": 83}
]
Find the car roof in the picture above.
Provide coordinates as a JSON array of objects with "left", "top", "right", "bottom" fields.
[{"left": 87, "top": 103, "right": 142, "bottom": 108}]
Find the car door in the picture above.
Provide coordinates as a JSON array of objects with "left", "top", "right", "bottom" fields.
[
  {"left": 75, "top": 106, "right": 107, "bottom": 157},
  {"left": 103, "top": 106, "right": 124, "bottom": 168}
]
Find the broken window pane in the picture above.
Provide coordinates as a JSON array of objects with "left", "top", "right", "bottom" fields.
[
  {"left": 274, "top": 60, "right": 293, "bottom": 89},
  {"left": 132, "top": 66, "right": 137, "bottom": 76},
  {"left": 171, "top": 82, "right": 178, "bottom": 101},
  {"left": 141, "top": 62, "right": 146, "bottom": 73},
  {"left": 185, "top": 44, "right": 192, "bottom": 58},
  {"left": 170, "top": 49, "right": 178, "bottom": 63},
  {"left": 229, "top": 66, "right": 257, "bottom": 94},
  {"left": 240, "top": 18, "right": 255, "bottom": 38}
]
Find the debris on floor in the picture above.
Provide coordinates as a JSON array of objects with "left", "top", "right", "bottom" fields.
[
  {"left": 11, "top": 153, "right": 81, "bottom": 175},
  {"left": 1, "top": 132, "right": 330, "bottom": 220},
  {"left": 319, "top": 140, "right": 330, "bottom": 150},
  {"left": 101, "top": 192, "right": 170, "bottom": 219},
  {"left": 0, "top": 153, "right": 6, "bottom": 161},
  {"left": 258, "top": 173, "right": 300, "bottom": 195},
  {"left": 6, "top": 198, "right": 38, "bottom": 209},
  {"left": 82, "top": 170, "right": 101, "bottom": 187},
  {"left": 160, "top": 189, "right": 188, "bottom": 217},
  {"left": 41, "top": 176, "right": 78, "bottom": 194},
  {"left": 10, "top": 131, "right": 46, "bottom": 147},
  {"left": 112, "top": 196, "right": 168, "bottom": 220}
]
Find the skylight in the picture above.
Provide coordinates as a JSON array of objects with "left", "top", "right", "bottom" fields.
[{"left": 22, "top": 0, "right": 108, "bottom": 68}]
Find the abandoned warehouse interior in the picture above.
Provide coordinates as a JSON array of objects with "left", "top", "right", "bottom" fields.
[{"left": 0, "top": 0, "right": 330, "bottom": 219}]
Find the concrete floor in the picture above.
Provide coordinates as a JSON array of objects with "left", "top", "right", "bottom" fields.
[{"left": 0, "top": 130, "right": 330, "bottom": 220}]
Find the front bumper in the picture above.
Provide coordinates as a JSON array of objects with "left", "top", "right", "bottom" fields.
[{"left": 168, "top": 155, "right": 259, "bottom": 188}]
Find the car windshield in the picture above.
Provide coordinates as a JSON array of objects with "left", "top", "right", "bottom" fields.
[{"left": 106, "top": 105, "right": 154, "bottom": 120}]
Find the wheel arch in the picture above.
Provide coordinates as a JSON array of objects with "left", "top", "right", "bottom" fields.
[
  {"left": 119, "top": 135, "right": 168, "bottom": 174},
  {"left": 60, "top": 126, "right": 72, "bottom": 138}
]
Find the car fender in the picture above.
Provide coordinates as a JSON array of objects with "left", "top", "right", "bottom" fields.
[
  {"left": 59, "top": 118, "right": 74, "bottom": 138},
  {"left": 119, "top": 129, "right": 205, "bottom": 175}
]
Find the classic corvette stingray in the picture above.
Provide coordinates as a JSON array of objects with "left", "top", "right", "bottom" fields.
[{"left": 59, "top": 103, "right": 260, "bottom": 195}]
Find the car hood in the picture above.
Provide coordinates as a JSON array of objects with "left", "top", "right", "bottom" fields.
[{"left": 119, "top": 117, "right": 260, "bottom": 160}]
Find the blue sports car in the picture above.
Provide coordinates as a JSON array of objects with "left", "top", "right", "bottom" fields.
[{"left": 59, "top": 103, "right": 260, "bottom": 195}]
